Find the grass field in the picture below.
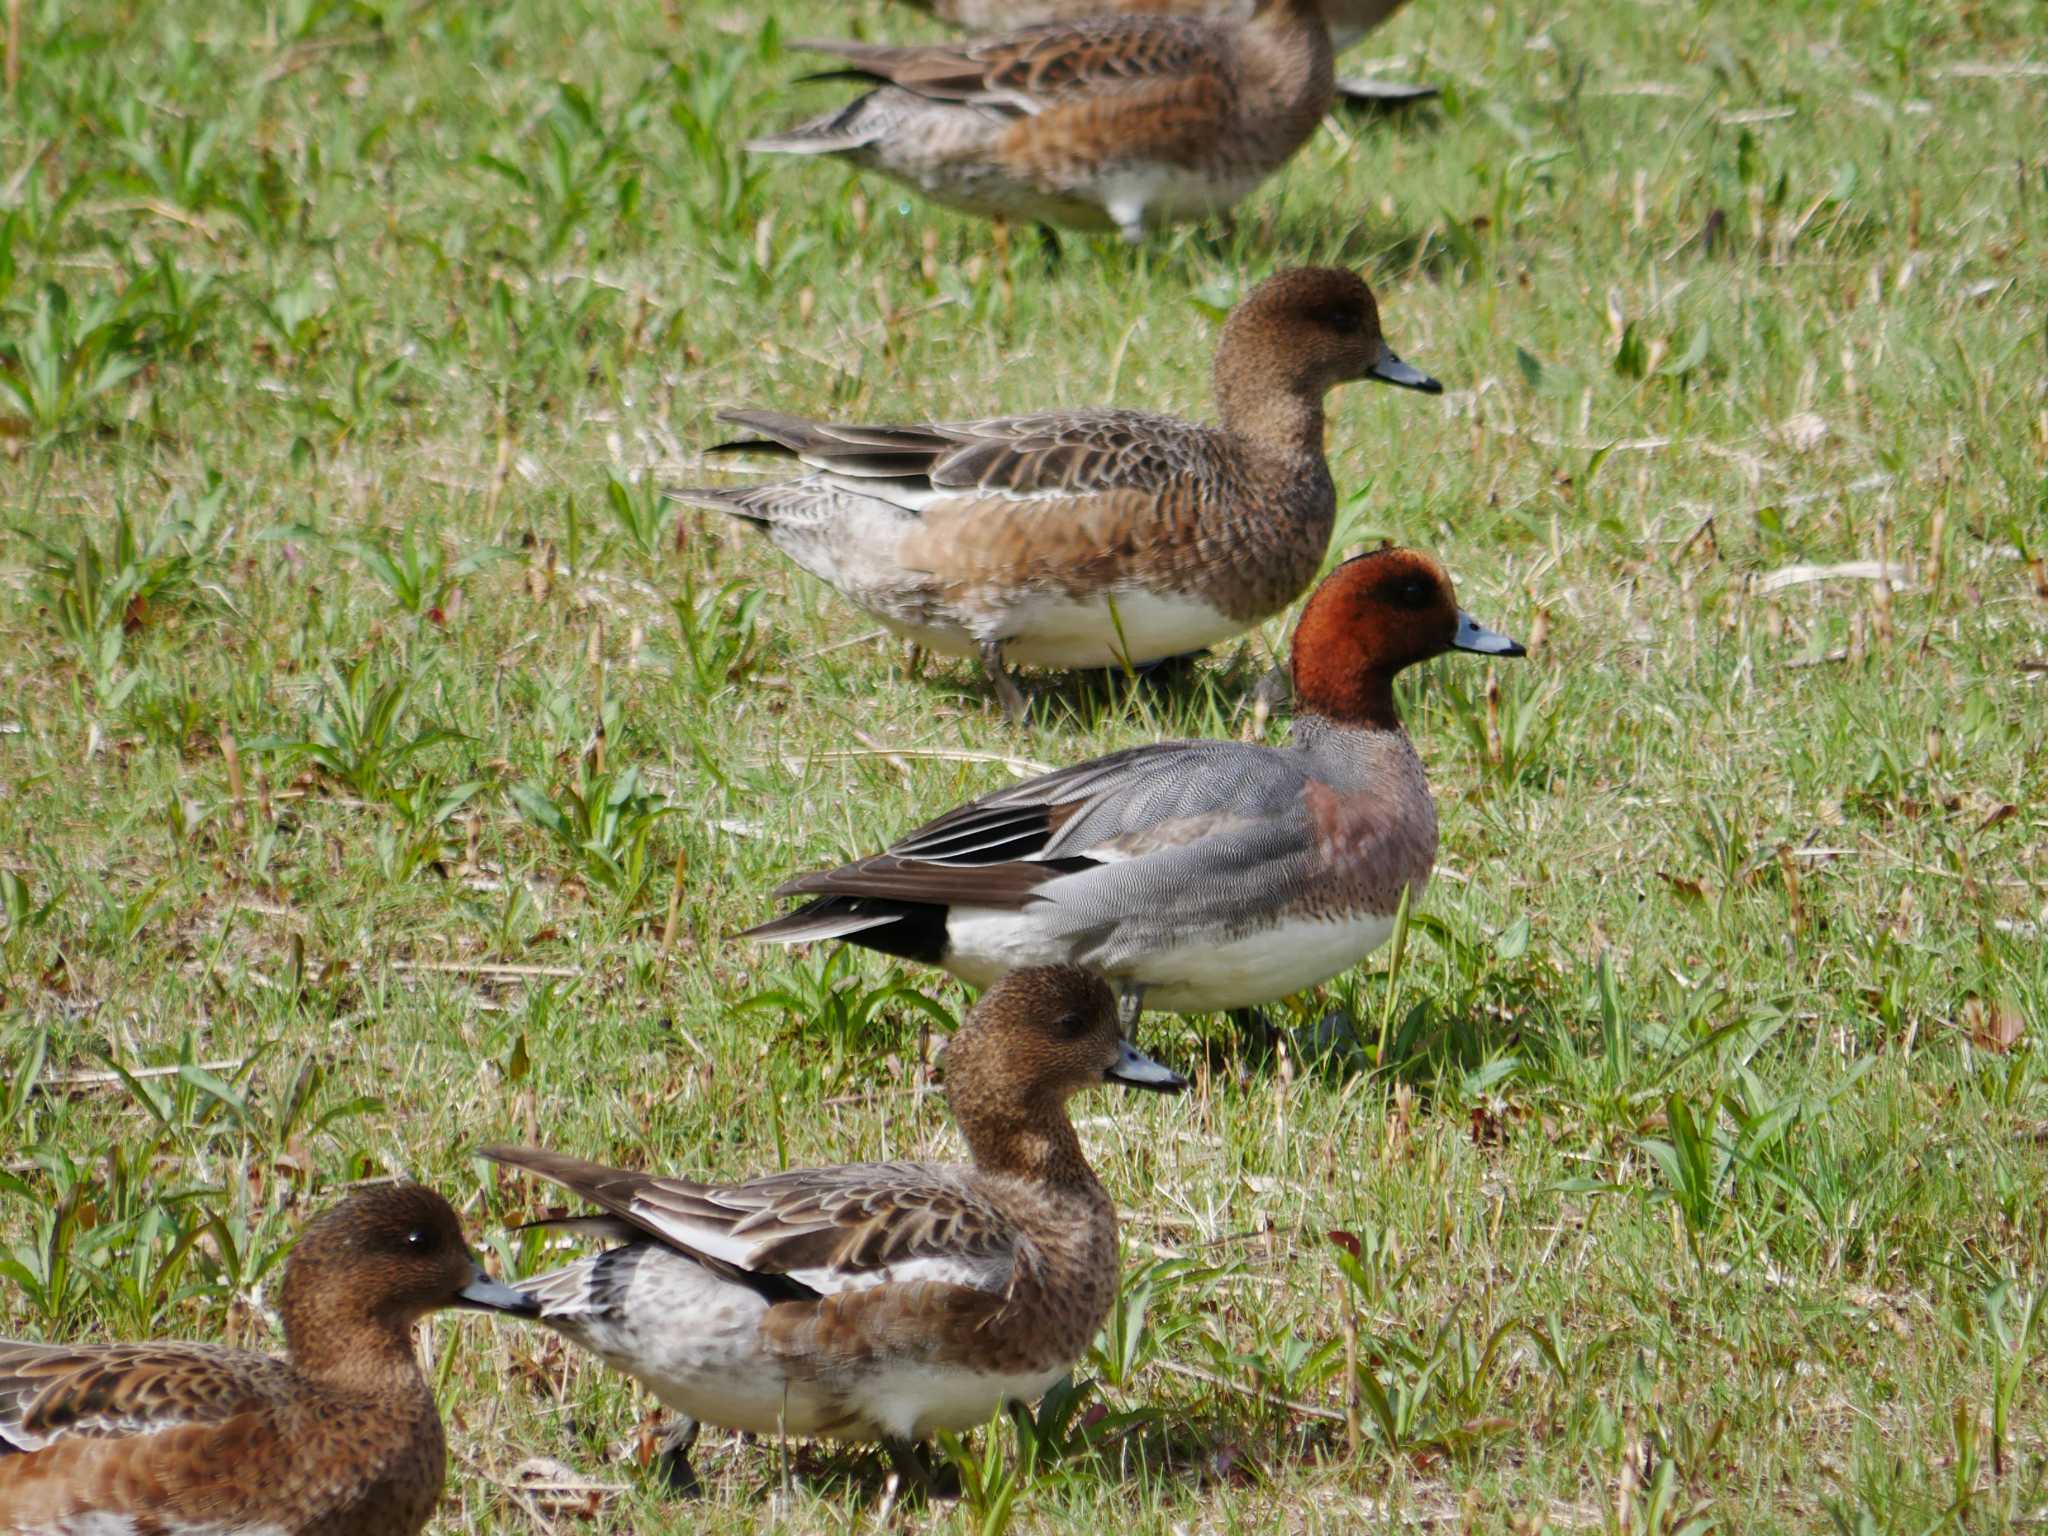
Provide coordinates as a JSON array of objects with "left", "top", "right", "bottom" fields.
[{"left": 3, "top": 0, "right": 2046, "bottom": 1528}]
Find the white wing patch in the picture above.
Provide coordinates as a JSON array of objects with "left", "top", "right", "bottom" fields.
[{"left": 782, "top": 1251, "right": 1013, "bottom": 1297}]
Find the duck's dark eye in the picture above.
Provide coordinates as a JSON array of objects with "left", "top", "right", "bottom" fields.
[
  {"left": 404, "top": 1228, "right": 432, "bottom": 1252},
  {"left": 1314, "top": 305, "right": 1363, "bottom": 333},
  {"left": 1380, "top": 577, "right": 1435, "bottom": 610},
  {"left": 1053, "top": 1010, "right": 1090, "bottom": 1038}
]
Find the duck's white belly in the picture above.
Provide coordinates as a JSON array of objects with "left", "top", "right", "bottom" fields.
[
  {"left": 885, "top": 588, "right": 1244, "bottom": 670},
  {"left": 1094, "top": 164, "right": 1269, "bottom": 224},
  {"left": 1133, "top": 911, "right": 1398, "bottom": 1012},
  {"left": 866, "top": 1360, "right": 1071, "bottom": 1438},
  {"left": 529, "top": 1245, "right": 1066, "bottom": 1441},
  {"left": 945, "top": 908, "right": 1398, "bottom": 1014}
]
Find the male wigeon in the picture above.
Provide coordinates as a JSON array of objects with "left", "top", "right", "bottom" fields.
[
  {"left": 670, "top": 267, "right": 1438, "bottom": 720},
  {"left": 745, "top": 0, "right": 1334, "bottom": 243},
  {"left": 486, "top": 966, "right": 1185, "bottom": 1490},
  {"left": 743, "top": 549, "right": 1523, "bottom": 1025},
  {"left": 0, "top": 1183, "right": 534, "bottom": 1536}
]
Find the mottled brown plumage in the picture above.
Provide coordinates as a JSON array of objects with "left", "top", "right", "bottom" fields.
[
  {"left": 898, "top": 0, "right": 1414, "bottom": 53},
  {"left": 0, "top": 1184, "right": 533, "bottom": 1536},
  {"left": 485, "top": 967, "right": 1186, "bottom": 1473},
  {"left": 670, "top": 268, "right": 1439, "bottom": 720},
  {"left": 747, "top": 0, "right": 1334, "bottom": 241},
  {"left": 745, "top": 550, "right": 1527, "bottom": 1021}
]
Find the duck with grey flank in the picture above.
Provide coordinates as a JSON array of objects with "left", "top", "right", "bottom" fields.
[
  {"left": 0, "top": 1183, "right": 535, "bottom": 1536},
  {"left": 743, "top": 548, "right": 1523, "bottom": 1027},
  {"left": 747, "top": 0, "right": 1335, "bottom": 243},
  {"left": 486, "top": 965, "right": 1185, "bottom": 1492},
  {"left": 670, "top": 268, "right": 1438, "bottom": 721}
]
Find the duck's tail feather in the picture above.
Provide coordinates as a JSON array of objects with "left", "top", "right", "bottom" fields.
[
  {"left": 666, "top": 484, "right": 774, "bottom": 530},
  {"left": 739, "top": 896, "right": 949, "bottom": 965},
  {"left": 745, "top": 91, "right": 891, "bottom": 156}
]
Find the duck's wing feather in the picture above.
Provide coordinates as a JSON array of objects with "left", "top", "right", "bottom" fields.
[
  {"left": 712, "top": 408, "right": 1217, "bottom": 507},
  {"left": 766, "top": 739, "right": 1314, "bottom": 914},
  {"left": 484, "top": 1147, "right": 1019, "bottom": 1299},
  {"left": 789, "top": 19, "right": 1224, "bottom": 109},
  {"left": 0, "top": 1340, "right": 283, "bottom": 1454}
]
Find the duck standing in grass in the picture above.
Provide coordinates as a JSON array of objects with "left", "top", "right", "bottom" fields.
[
  {"left": 746, "top": 0, "right": 1335, "bottom": 244},
  {"left": 744, "top": 548, "right": 1522, "bottom": 1027},
  {"left": 486, "top": 965, "right": 1185, "bottom": 1491},
  {"left": 671, "top": 268, "right": 1438, "bottom": 720},
  {"left": 0, "top": 1183, "right": 535, "bottom": 1536}
]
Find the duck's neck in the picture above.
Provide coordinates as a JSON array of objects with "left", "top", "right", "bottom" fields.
[
  {"left": 1214, "top": 362, "right": 1328, "bottom": 459},
  {"left": 1236, "top": 0, "right": 1337, "bottom": 106},
  {"left": 960, "top": 1097, "right": 1101, "bottom": 1195},
  {"left": 1291, "top": 670, "right": 1408, "bottom": 736},
  {"left": 287, "top": 1310, "right": 434, "bottom": 1408}
]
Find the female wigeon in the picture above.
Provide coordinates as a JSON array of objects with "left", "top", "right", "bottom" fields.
[
  {"left": 743, "top": 549, "right": 1522, "bottom": 1025},
  {"left": 486, "top": 966, "right": 1185, "bottom": 1490},
  {"left": 671, "top": 267, "right": 1438, "bottom": 721},
  {"left": 898, "top": 0, "right": 1411, "bottom": 54},
  {"left": 745, "top": 0, "right": 1334, "bottom": 243},
  {"left": 0, "top": 1183, "right": 534, "bottom": 1536}
]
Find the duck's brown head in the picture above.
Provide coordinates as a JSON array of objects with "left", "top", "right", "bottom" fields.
[
  {"left": 1213, "top": 268, "right": 1438, "bottom": 448},
  {"left": 280, "top": 1183, "right": 535, "bottom": 1374},
  {"left": 942, "top": 967, "right": 1184, "bottom": 1178},
  {"left": 1289, "top": 547, "right": 1524, "bottom": 729}
]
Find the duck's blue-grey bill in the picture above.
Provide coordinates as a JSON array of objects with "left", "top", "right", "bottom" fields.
[
  {"left": 1108, "top": 1039, "right": 1189, "bottom": 1093},
  {"left": 1452, "top": 611, "right": 1527, "bottom": 657},
  {"left": 456, "top": 1269, "right": 540, "bottom": 1316},
  {"left": 1369, "top": 348, "right": 1442, "bottom": 394}
]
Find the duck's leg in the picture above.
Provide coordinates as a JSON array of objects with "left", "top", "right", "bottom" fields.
[
  {"left": 1116, "top": 984, "right": 1146, "bottom": 1037},
  {"left": 1248, "top": 663, "right": 1292, "bottom": 736},
  {"left": 656, "top": 1415, "right": 701, "bottom": 1495},
  {"left": 1006, "top": 1397, "right": 1043, "bottom": 1447},
  {"left": 979, "top": 639, "right": 1029, "bottom": 723},
  {"left": 1035, "top": 223, "right": 1064, "bottom": 269},
  {"left": 1228, "top": 1007, "right": 1284, "bottom": 1063},
  {"left": 883, "top": 1437, "right": 939, "bottom": 1498}
]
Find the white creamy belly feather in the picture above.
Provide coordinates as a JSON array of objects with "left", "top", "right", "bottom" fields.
[
  {"left": 944, "top": 908, "right": 1399, "bottom": 1014},
  {"left": 882, "top": 588, "right": 1242, "bottom": 669},
  {"left": 878, "top": 1361, "right": 1072, "bottom": 1438}
]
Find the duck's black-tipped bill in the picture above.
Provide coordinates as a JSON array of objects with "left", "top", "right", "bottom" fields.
[
  {"left": 455, "top": 1268, "right": 540, "bottom": 1316},
  {"left": 1452, "top": 612, "right": 1526, "bottom": 657},
  {"left": 1107, "top": 1039, "right": 1188, "bottom": 1094},
  {"left": 1368, "top": 348, "right": 1442, "bottom": 394}
]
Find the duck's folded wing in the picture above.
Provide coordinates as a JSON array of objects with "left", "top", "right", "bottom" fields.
[
  {"left": 484, "top": 1148, "right": 1020, "bottom": 1299},
  {"left": 0, "top": 1341, "right": 277, "bottom": 1453},
  {"left": 770, "top": 738, "right": 1312, "bottom": 913},
  {"left": 791, "top": 19, "right": 1222, "bottom": 108},
  {"left": 711, "top": 408, "right": 1214, "bottom": 508},
  {"left": 650, "top": 1165, "right": 1022, "bottom": 1296}
]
